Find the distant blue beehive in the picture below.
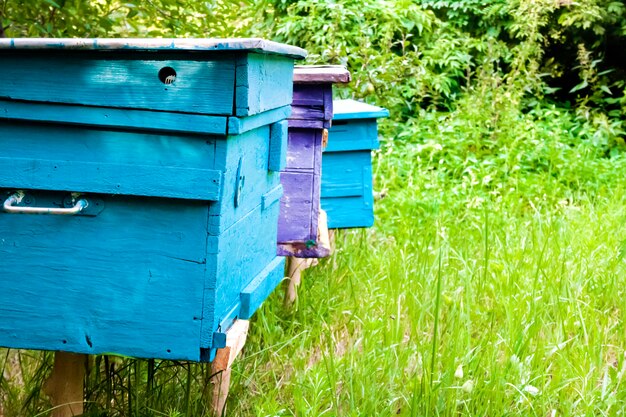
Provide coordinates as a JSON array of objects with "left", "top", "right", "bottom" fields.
[
  {"left": 321, "top": 99, "right": 389, "bottom": 229},
  {"left": 0, "top": 38, "right": 306, "bottom": 362}
]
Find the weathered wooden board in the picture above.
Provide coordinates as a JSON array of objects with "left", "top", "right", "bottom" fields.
[
  {"left": 0, "top": 37, "right": 307, "bottom": 58},
  {"left": 0, "top": 54, "right": 236, "bottom": 115},
  {"left": 0, "top": 98, "right": 229, "bottom": 136},
  {"left": 0, "top": 99, "right": 292, "bottom": 137},
  {"left": 235, "top": 54, "right": 296, "bottom": 117},
  {"left": 331, "top": 98, "right": 389, "bottom": 121},
  {"left": 292, "top": 65, "right": 351, "bottom": 84},
  {"left": 323, "top": 120, "right": 379, "bottom": 152},
  {"left": 285, "top": 128, "right": 318, "bottom": 170},
  {"left": 240, "top": 256, "right": 286, "bottom": 319},
  {"left": 278, "top": 171, "right": 315, "bottom": 242},
  {"left": 322, "top": 194, "right": 375, "bottom": 229},
  {"left": 320, "top": 152, "right": 369, "bottom": 198},
  {"left": 0, "top": 157, "right": 222, "bottom": 201},
  {"left": 268, "top": 120, "right": 289, "bottom": 172},
  {"left": 209, "top": 319, "right": 250, "bottom": 417},
  {"left": 227, "top": 106, "right": 291, "bottom": 135},
  {"left": 289, "top": 84, "right": 333, "bottom": 129},
  {"left": 0, "top": 120, "right": 217, "bottom": 167}
]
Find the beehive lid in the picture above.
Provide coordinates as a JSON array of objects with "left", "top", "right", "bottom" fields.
[
  {"left": 293, "top": 65, "right": 351, "bottom": 84},
  {"left": 0, "top": 38, "right": 307, "bottom": 59},
  {"left": 332, "top": 99, "right": 389, "bottom": 121}
]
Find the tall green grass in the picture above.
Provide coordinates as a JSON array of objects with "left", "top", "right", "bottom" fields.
[{"left": 222, "top": 103, "right": 626, "bottom": 416}]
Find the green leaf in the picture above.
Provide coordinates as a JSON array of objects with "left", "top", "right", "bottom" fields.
[
  {"left": 600, "top": 85, "right": 612, "bottom": 95},
  {"left": 570, "top": 80, "right": 588, "bottom": 93},
  {"left": 43, "top": 0, "right": 61, "bottom": 8}
]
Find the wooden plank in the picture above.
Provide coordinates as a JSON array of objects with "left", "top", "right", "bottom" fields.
[
  {"left": 321, "top": 151, "right": 376, "bottom": 229},
  {"left": 239, "top": 256, "right": 286, "bottom": 319},
  {"left": 0, "top": 121, "right": 219, "bottom": 172},
  {"left": 211, "top": 320, "right": 250, "bottom": 372},
  {"left": 293, "top": 65, "right": 351, "bottom": 84},
  {"left": 277, "top": 207, "right": 331, "bottom": 258},
  {"left": 322, "top": 196, "right": 375, "bottom": 229},
  {"left": 284, "top": 128, "right": 318, "bottom": 170},
  {"left": 235, "top": 54, "right": 295, "bottom": 117},
  {"left": 325, "top": 120, "right": 380, "bottom": 152},
  {"left": 0, "top": 157, "right": 222, "bottom": 201},
  {"left": 0, "top": 38, "right": 307, "bottom": 59},
  {"left": 277, "top": 171, "right": 315, "bottom": 242},
  {"left": 288, "top": 117, "right": 326, "bottom": 130},
  {"left": 289, "top": 108, "right": 326, "bottom": 129},
  {"left": 320, "top": 152, "right": 369, "bottom": 198},
  {"left": 0, "top": 55, "right": 236, "bottom": 115},
  {"left": 268, "top": 120, "right": 289, "bottom": 172},
  {"left": 289, "top": 84, "right": 334, "bottom": 130},
  {"left": 227, "top": 105, "right": 291, "bottom": 135},
  {"left": 0, "top": 99, "right": 228, "bottom": 135},
  {"left": 332, "top": 99, "right": 390, "bottom": 121},
  {"left": 262, "top": 184, "right": 284, "bottom": 211}
]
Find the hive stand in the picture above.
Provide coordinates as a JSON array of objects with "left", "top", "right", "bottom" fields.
[
  {"left": 277, "top": 66, "right": 350, "bottom": 306},
  {"left": 209, "top": 319, "right": 250, "bottom": 417},
  {"left": 39, "top": 320, "right": 250, "bottom": 417},
  {"left": 284, "top": 209, "right": 332, "bottom": 306},
  {"left": 43, "top": 352, "right": 86, "bottom": 417}
]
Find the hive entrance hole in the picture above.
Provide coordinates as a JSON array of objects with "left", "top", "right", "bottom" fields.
[{"left": 158, "top": 67, "right": 177, "bottom": 85}]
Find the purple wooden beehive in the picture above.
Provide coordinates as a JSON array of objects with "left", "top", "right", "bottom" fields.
[{"left": 277, "top": 66, "right": 350, "bottom": 258}]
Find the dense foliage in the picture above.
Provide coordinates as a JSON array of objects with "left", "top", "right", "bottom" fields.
[{"left": 1, "top": 0, "right": 626, "bottom": 416}]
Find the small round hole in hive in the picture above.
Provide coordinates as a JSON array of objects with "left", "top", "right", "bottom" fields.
[{"left": 158, "top": 67, "right": 177, "bottom": 85}]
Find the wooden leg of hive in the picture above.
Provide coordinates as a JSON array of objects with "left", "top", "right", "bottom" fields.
[
  {"left": 210, "top": 320, "right": 249, "bottom": 417},
  {"left": 43, "top": 352, "right": 86, "bottom": 417},
  {"left": 284, "top": 257, "right": 311, "bottom": 307},
  {"left": 318, "top": 209, "right": 332, "bottom": 256},
  {"left": 328, "top": 229, "right": 336, "bottom": 254},
  {"left": 284, "top": 256, "right": 301, "bottom": 306}
]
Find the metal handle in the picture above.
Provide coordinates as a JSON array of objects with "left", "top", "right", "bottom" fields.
[{"left": 3, "top": 192, "right": 88, "bottom": 215}]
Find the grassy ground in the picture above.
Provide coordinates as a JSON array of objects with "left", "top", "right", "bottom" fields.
[
  {"left": 227, "top": 179, "right": 626, "bottom": 416},
  {"left": 2, "top": 107, "right": 626, "bottom": 416},
  {"left": 224, "top": 107, "right": 626, "bottom": 416}
]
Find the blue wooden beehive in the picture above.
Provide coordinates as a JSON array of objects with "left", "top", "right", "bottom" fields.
[
  {"left": 321, "top": 99, "right": 389, "bottom": 229},
  {"left": 0, "top": 38, "right": 305, "bottom": 362}
]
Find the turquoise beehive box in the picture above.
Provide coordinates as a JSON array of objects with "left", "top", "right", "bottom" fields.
[
  {"left": 321, "top": 99, "right": 389, "bottom": 229},
  {"left": 0, "top": 38, "right": 305, "bottom": 362}
]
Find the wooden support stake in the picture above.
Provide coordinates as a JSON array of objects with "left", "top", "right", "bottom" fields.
[
  {"left": 43, "top": 352, "right": 86, "bottom": 417},
  {"left": 210, "top": 320, "right": 250, "bottom": 417}
]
